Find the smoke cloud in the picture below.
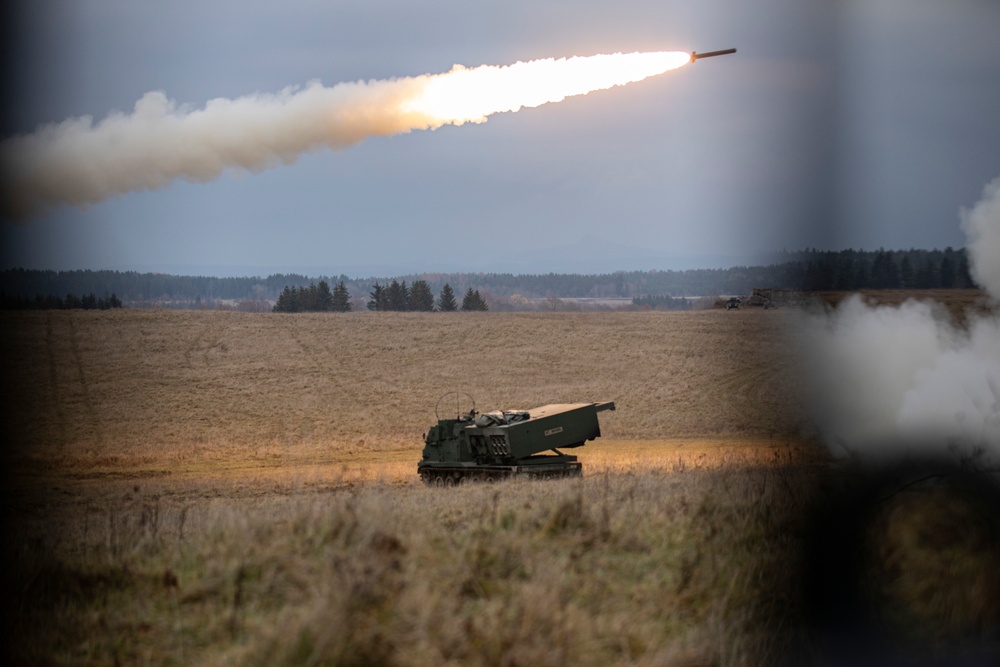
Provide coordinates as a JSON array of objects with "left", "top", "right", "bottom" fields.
[
  {"left": 0, "top": 80, "right": 429, "bottom": 220},
  {"left": 0, "top": 51, "right": 689, "bottom": 220},
  {"left": 801, "top": 177, "right": 1000, "bottom": 463},
  {"left": 962, "top": 176, "right": 1000, "bottom": 297}
]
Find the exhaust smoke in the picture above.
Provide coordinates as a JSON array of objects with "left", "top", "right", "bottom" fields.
[
  {"left": 801, "top": 177, "right": 1000, "bottom": 463},
  {"left": 963, "top": 176, "right": 1000, "bottom": 297},
  {"left": 0, "top": 51, "right": 691, "bottom": 220}
]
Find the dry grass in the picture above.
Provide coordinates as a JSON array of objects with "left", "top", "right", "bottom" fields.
[
  {"left": 0, "top": 309, "right": 809, "bottom": 474},
  {"left": 864, "top": 482, "right": 1000, "bottom": 645},
  {"left": 7, "top": 306, "right": 994, "bottom": 665},
  {"left": 4, "top": 461, "right": 825, "bottom": 667},
  {"left": 0, "top": 308, "right": 820, "bottom": 666}
]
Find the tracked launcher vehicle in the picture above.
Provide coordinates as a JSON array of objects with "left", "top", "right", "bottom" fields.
[{"left": 418, "top": 400, "right": 615, "bottom": 484}]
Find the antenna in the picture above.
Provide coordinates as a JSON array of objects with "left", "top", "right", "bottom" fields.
[{"left": 435, "top": 391, "right": 476, "bottom": 421}]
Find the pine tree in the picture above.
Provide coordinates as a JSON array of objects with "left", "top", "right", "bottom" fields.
[
  {"left": 316, "top": 280, "right": 335, "bottom": 311},
  {"left": 939, "top": 249, "right": 956, "bottom": 288},
  {"left": 300, "top": 283, "right": 317, "bottom": 311},
  {"left": 841, "top": 257, "right": 859, "bottom": 290},
  {"left": 870, "top": 250, "right": 900, "bottom": 289},
  {"left": 273, "top": 285, "right": 298, "bottom": 312},
  {"left": 899, "top": 255, "right": 915, "bottom": 289},
  {"left": 915, "top": 258, "right": 938, "bottom": 289},
  {"left": 438, "top": 283, "right": 458, "bottom": 312},
  {"left": 461, "top": 287, "right": 476, "bottom": 311},
  {"left": 461, "top": 288, "right": 488, "bottom": 311},
  {"left": 332, "top": 280, "right": 352, "bottom": 312},
  {"left": 956, "top": 251, "right": 975, "bottom": 288},
  {"left": 386, "top": 279, "right": 410, "bottom": 311},
  {"left": 409, "top": 280, "right": 435, "bottom": 311},
  {"left": 367, "top": 282, "right": 387, "bottom": 311}
]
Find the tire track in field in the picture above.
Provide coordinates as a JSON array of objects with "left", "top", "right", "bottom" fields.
[
  {"left": 66, "top": 316, "right": 107, "bottom": 449},
  {"left": 285, "top": 320, "right": 325, "bottom": 444},
  {"left": 718, "top": 354, "right": 807, "bottom": 437},
  {"left": 285, "top": 317, "right": 361, "bottom": 445},
  {"left": 176, "top": 317, "right": 238, "bottom": 448},
  {"left": 183, "top": 319, "right": 228, "bottom": 369},
  {"left": 44, "top": 313, "right": 69, "bottom": 448}
]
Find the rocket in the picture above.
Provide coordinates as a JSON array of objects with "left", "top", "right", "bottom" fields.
[{"left": 690, "top": 48, "right": 737, "bottom": 62}]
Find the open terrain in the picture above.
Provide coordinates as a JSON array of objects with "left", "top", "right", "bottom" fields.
[
  {"left": 2, "top": 303, "right": 996, "bottom": 665},
  {"left": 0, "top": 308, "right": 811, "bottom": 474}
]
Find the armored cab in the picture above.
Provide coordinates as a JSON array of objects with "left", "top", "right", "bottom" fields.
[{"left": 418, "top": 401, "right": 615, "bottom": 484}]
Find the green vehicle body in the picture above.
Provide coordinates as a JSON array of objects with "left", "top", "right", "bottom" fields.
[{"left": 418, "top": 401, "right": 615, "bottom": 484}]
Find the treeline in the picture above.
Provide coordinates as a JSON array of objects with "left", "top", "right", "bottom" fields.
[
  {"left": 0, "top": 268, "right": 336, "bottom": 304},
  {"left": 272, "top": 281, "right": 352, "bottom": 313},
  {"left": 631, "top": 295, "right": 693, "bottom": 310},
  {"left": 1, "top": 291, "right": 123, "bottom": 310},
  {"left": 271, "top": 279, "right": 489, "bottom": 313},
  {"left": 365, "top": 281, "right": 487, "bottom": 311},
  {"left": 788, "top": 247, "right": 974, "bottom": 291},
  {"left": 0, "top": 247, "right": 978, "bottom": 311}
]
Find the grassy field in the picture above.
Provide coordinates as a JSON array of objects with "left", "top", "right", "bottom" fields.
[
  {"left": 0, "top": 309, "right": 809, "bottom": 471},
  {"left": 2, "top": 306, "right": 996, "bottom": 665}
]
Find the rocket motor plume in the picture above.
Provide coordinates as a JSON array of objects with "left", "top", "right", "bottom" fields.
[{"left": 0, "top": 51, "right": 691, "bottom": 219}]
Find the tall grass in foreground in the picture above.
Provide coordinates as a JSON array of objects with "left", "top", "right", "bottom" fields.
[{"left": 5, "top": 461, "right": 819, "bottom": 667}]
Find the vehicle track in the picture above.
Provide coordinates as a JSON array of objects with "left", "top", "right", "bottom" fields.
[
  {"left": 44, "top": 313, "right": 69, "bottom": 448},
  {"left": 66, "top": 315, "right": 107, "bottom": 449}
]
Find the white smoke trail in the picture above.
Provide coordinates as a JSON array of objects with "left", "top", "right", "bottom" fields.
[
  {"left": 0, "top": 51, "right": 691, "bottom": 220},
  {"left": 801, "top": 177, "right": 1000, "bottom": 462}
]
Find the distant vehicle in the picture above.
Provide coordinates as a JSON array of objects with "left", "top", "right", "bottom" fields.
[
  {"left": 418, "top": 396, "right": 615, "bottom": 484},
  {"left": 726, "top": 297, "right": 741, "bottom": 310},
  {"left": 748, "top": 288, "right": 781, "bottom": 309}
]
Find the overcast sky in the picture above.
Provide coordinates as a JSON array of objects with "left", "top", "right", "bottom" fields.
[{"left": 2, "top": 0, "right": 999, "bottom": 277}]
